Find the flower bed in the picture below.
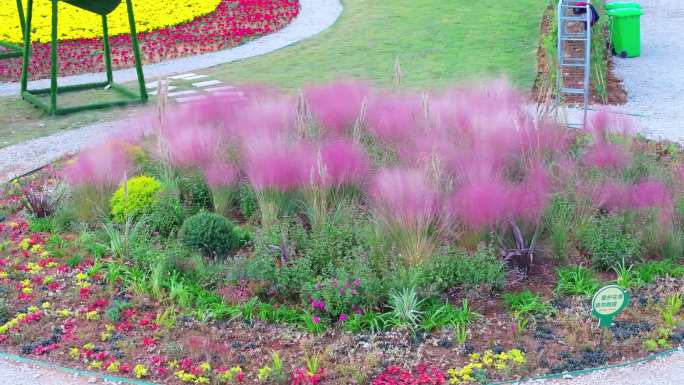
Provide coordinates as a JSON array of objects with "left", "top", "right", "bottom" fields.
[
  {"left": 1, "top": 80, "right": 683, "bottom": 384},
  {"left": 0, "top": 0, "right": 299, "bottom": 81}
]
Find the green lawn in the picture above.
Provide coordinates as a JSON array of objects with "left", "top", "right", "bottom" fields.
[
  {"left": 0, "top": 0, "right": 547, "bottom": 148},
  {"left": 204, "top": 0, "right": 548, "bottom": 89}
]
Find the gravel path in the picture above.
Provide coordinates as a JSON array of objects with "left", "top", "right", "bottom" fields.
[
  {"left": 0, "top": 355, "right": 151, "bottom": 385},
  {"left": 0, "top": 0, "right": 343, "bottom": 97},
  {"left": 516, "top": 349, "right": 684, "bottom": 385},
  {"left": 611, "top": 0, "right": 684, "bottom": 139}
]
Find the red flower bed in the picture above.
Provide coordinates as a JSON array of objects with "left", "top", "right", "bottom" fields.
[{"left": 0, "top": 0, "right": 299, "bottom": 81}]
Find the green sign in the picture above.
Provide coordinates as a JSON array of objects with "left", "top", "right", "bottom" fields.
[{"left": 591, "top": 285, "right": 629, "bottom": 328}]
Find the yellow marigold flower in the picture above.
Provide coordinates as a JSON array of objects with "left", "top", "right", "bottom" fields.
[
  {"left": 47, "top": 262, "right": 58, "bottom": 268},
  {"left": 58, "top": 309, "right": 72, "bottom": 318},
  {"left": 83, "top": 343, "right": 95, "bottom": 350},
  {"left": 199, "top": 362, "right": 211, "bottom": 373},
  {"left": 43, "top": 276, "right": 55, "bottom": 284},
  {"left": 30, "top": 244, "right": 43, "bottom": 253},
  {"left": 509, "top": 348, "right": 526, "bottom": 365},
  {"left": 107, "top": 361, "right": 120, "bottom": 373},
  {"left": 0, "top": 271, "right": 7, "bottom": 279},
  {"left": 22, "top": 287, "right": 32, "bottom": 294},
  {"left": 494, "top": 361, "right": 508, "bottom": 371},
  {"left": 40, "top": 251, "right": 50, "bottom": 258},
  {"left": 134, "top": 364, "right": 148, "bottom": 379},
  {"left": 496, "top": 352, "right": 509, "bottom": 361},
  {"left": 19, "top": 239, "right": 30, "bottom": 250},
  {"left": 88, "top": 361, "right": 103, "bottom": 370},
  {"left": 168, "top": 360, "right": 179, "bottom": 369},
  {"left": 195, "top": 376, "right": 210, "bottom": 384},
  {"left": 85, "top": 311, "right": 100, "bottom": 321},
  {"left": 0, "top": 325, "right": 9, "bottom": 334},
  {"left": 77, "top": 281, "right": 91, "bottom": 288},
  {"left": 0, "top": 0, "right": 222, "bottom": 44},
  {"left": 69, "top": 347, "right": 80, "bottom": 360},
  {"left": 468, "top": 352, "right": 481, "bottom": 361},
  {"left": 20, "top": 279, "right": 32, "bottom": 287},
  {"left": 27, "top": 306, "right": 39, "bottom": 313},
  {"left": 100, "top": 331, "right": 112, "bottom": 342},
  {"left": 106, "top": 324, "right": 115, "bottom": 332},
  {"left": 75, "top": 273, "right": 88, "bottom": 281}
]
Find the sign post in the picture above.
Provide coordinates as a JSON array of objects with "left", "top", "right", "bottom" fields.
[{"left": 591, "top": 285, "right": 629, "bottom": 328}]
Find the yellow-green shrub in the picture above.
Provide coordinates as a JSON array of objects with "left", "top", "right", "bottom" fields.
[{"left": 111, "top": 176, "right": 162, "bottom": 223}]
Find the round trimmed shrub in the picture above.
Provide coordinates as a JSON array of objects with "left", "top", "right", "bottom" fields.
[
  {"left": 179, "top": 173, "right": 214, "bottom": 216},
  {"left": 111, "top": 175, "right": 162, "bottom": 223},
  {"left": 180, "top": 212, "right": 239, "bottom": 257},
  {"left": 147, "top": 192, "right": 183, "bottom": 237}
]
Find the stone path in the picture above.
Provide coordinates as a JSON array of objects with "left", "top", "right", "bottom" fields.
[
  {"left": 610, "top": 0, "right": 684, "bottom": 140},
  {"left": 517, "top": 349, "right": 684, "bottom": 385},
  {"left": 0, "top": 355, "right": 151, "bottom": 385},
  {"left": 0, "top": 0, "right": 343, "bottom": 97}
]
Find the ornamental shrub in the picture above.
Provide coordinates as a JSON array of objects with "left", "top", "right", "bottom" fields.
[
  {"left": 147, "top": 192, "right": 183, "bottom": 237},
  {"left": 579, "top": 213, "right": 642, "bottom": 270},
  {"left": 421, "top": 245, "right": 506, "bottom": 292},
  {"left": 180, "top": 212, "right": 239, "bottom": 257},
  {"left": 179, "top": 173, "right": 214, "bottom": 216},
  {"left": 111, "top": 176, "right": 162, "bottom": 223}
]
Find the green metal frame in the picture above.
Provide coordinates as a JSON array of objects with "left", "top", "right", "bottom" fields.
[
  {"left": 20, "top": 0, "right": 148, "bottom": 116},
  {"left": 0, "top": 0, "right": 25, "bottom": 60}
]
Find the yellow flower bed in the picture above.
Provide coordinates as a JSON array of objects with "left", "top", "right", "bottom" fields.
[{"left": 0, "top": 0, "right": 221, "bottom": 44}]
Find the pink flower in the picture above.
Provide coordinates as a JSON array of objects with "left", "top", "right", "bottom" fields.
[
  {"left": 312, "top": 316, "right": 321, "bottom": 324},
  {"left": 338, "top": 313, "right": 348, "bottom": 322}
]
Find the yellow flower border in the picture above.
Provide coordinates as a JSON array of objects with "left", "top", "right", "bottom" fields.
[{"left": 0, "top": 0, "right": 221, "bottom": 44}]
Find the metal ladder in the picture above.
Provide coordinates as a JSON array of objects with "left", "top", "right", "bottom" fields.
[{"left": 556, "top": 0, "right": 592, "bottom": 128}]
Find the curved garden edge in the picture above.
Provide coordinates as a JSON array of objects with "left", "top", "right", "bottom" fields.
[
  {"left": 1, "top": 347, "right": 682, "bottom": 385},
  {"left": 0, "top": 0, "right": 343, "bottom": 97}
]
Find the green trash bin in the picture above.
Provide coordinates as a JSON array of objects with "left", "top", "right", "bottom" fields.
[
  {"left": 604, "top": 2, "right": 642, "bottom": 11},
  {"left": 608, "top": 7, "right": 644, "bottom": 58}
]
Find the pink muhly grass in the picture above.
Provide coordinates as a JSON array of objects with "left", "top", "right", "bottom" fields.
[
  {"left": 163, "top": 125, "right": 221, "bottom": 169},
  {"left": 318, "top": 140, "right": 370, "bottom": 186},
  {"left": 583, "top": 111, "right": 633, "bottom": 171},
  {"left": 204, "top": 161, "right": 238, "bottom": 188},
  {"left": 245, "top": 139, "right": 316, "bottom": 191},
  {"left": 226, "top": 97, "right": 297, "bottom": 143},
  {"left": 630, "top": 180, "right": 672, "bottom": 210},
  {"left": 305, "top": 80, "right": 370, "bottom": 136},
  {"left": 370, "top": 168, "right": 438, "bottom": 226},
  {"left": 366, "top": 93, "right": 422, "bottom": 143},
  {"left": 510, "top": 166, "right": 551, "bottom": 222},
  {"left": 449, "top": 173, "right": 510, "bottom": 230},
  {"left": 65, "top": 140, "right": 131, "bottom": 188}
]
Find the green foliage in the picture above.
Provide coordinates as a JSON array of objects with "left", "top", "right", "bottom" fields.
[
  {"left": 100, "top": 217, "right": 148, "bottom": 259},
  {"left": 238, "top": 183, "right": 258, "bottom": 219},
  {"left": 642, "top": 338, "right": 658, "bottom": 352},
  {"left": 612, "top": 258, "right": 641, "bottom": 290},
  {"left": 0, "top": 298, "right": 9, "bottom": 324},
  {"left": 105, "top": 300, "right": 132, "bottom": 323},
  {"left": 503, "top": 290, "right": 554, "bottom": 319},
  {"left": 544, "top": 195, "right": 575, "bottom": 259},
  {"left": 111, "top": 175, "right": 163, "bottom": 223},
  {"left": 661, "top": 294, "right": 682, "bottom": 329},
  {"left": 28, "top": 217, "right": 53, "bottom": 233},
  {"left": 50, "top": 205, "right": 79, "bottom": 233},
  {"left": 421, "top": 245, "right": 506, "bottom": 292},
  {"left": 178, "top": 173, "right": 214, "bottom": 216},
  {"left": 257, "top": 351, "right": 286, "bottom": 384},
  {"left": 580, "top": 214, "right": 642, "bottom": 270},
  {"left": 386, "top": 287, "right": 425, "bottom": 332},
  {"left": 555, "top": 266, "right": 600, "bottom": 297},
  {"left": 420, "top": 299, "right": 480, "bottom": 334},
  {"left": 634, "top": 259, "right": 684, "bottom": 284},
  {"left": 180, "top": 212, "right": 239, "bottom": 257},
  {"left": 147, "top": 191, "right": 184, "bottom": 237}
]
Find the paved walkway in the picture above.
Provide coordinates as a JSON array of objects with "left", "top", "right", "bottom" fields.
[
  {"left": 517, "top": 349, "right": 684, "bottom": 385},
  {"left": 0, "top": 0, "right": 343, "bottom": 97},
  {"left": 0, "top": 355, "right": 149, "bottom": 385}
]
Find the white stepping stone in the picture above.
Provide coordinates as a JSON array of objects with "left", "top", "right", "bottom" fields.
[
  {"left": 176, "top": 95, "right": 207, "bottom": 104},
  {"left": 192, "top": 80, "right": 223, "bottom": 88},
  {"left": 168, "top": 73, "right": 197, "bottom": 79},
  {"left": 183, "top": 75, "right": 209, "bottom": 80},
  {"left": 148, "top": 85, "right": 177, "bottom": 96},
  {"left": 205, "top": 85, "right": 236, "bottom": 93},
  {"left": 214, "top": 91, "right": 245, "bottom": 98},
  {"left": 167, "top": 90, "right": 199, "bottom": 97}
]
